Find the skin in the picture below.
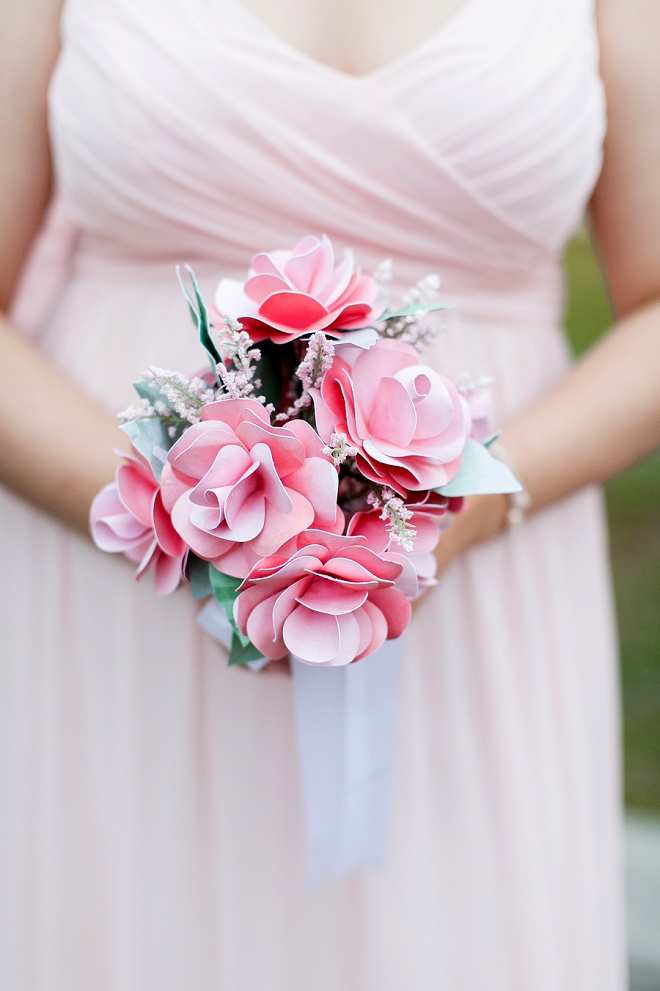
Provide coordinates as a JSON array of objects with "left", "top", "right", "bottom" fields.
[{"left": 1, "top": 0, "right": 659, "bottom": 582}]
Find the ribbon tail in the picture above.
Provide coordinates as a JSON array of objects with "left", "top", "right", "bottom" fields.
[{"left": 291, "top": 638, "right": 402, "bottom": 889}]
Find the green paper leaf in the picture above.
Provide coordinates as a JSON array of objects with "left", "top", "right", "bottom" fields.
[
  {"left": 176, "top": 264, "right": 222, "bottom": 372},
  {"left": 380, "top": 301, "right": 455, "bottom": 321},
  {"left": 208, "top": 567, "right": 251, "bottom": 646},
  {"left": 120, "top": 418, "right": 170, "bottom": 480},
  {"left": 435, "top": 438, "right": 523, "bottom": 497},
  {"left": 228, "top": 633, "right": 266, "bottom": 667},
  {"left": 188, "top": 556, "right": 213, "bottom": 600}
]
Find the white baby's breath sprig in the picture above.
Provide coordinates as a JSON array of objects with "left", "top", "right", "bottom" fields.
[
  {"left": 367, "top": 487, "right": 417, "bottom": 552},
  {"left": 117, "top": 397, "right": 157, "bottom": 423},
  {"left": 276, "top": 331, "right": 335, "bottom": 422},
  {"left": 322, "top": 431, "right": 358, "bottom": 467},
  {"left": 455, "top": 372, "right": 495, "bottom": 396},
  {"left": 215, "top": 313, "right": 273, "bottom": 412},
  {"left": 402, "top": 272, "right": 441, "bottom": 307},
  {"left": 118, "top": 368, "right": 215, "bottom": 426},
  {"left": 142, "top": 366, "right": 215, "bottom": 424},
  {"left": 377, "top": 271, "right": 443, "bottom": 352}
]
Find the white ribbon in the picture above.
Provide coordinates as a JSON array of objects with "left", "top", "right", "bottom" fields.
[
  {"left": 198, "top": 600, "right": 402, "bottom": 887},
  {"left": 291, "top": 640, "right": 401, "bottom": 888}
]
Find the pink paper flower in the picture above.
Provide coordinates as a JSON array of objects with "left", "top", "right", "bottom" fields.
[
  {"left": 311, "top": 339, "right": 470, "bottom": 494},
  {"left": 234, "top": 530, "right": 412, "bottom": 665},
  {"left": 214, "top": 235, "right": 382, "bottom": 345},
  {"left": 90, "top": 450, "right": 186, "bottom": 595},
  {"left": 347, "top": 492, "right": 450, "bottom": 599},
  {"left": 164, "top": 398, "right": 341, "bottom": 578}
]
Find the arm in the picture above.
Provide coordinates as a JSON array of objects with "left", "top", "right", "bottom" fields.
[
  {"left": 0, "top": 0, "right": 128, "bottom": 536},
  {"left": 433, "top": 0, "right": 660, "bottom": 572}
]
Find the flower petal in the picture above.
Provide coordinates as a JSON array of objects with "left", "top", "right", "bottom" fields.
[
  {"left": 169, "top": 421, "right": 240, "bottom": 480},
  {"left": 325, "top": 612, "right": 362, "bottom": 666},
  {"left": 246, "top": 592, "right": 289, "bottom": 659},
  {"left": 258, "top": 291, "right": 329, "bottom": 331},
  {"left": 285, "top": 458, "right": 338, "bottom": 526},
  {"left": 214, "top": 278, "right": 259, "bottom": 320},
  {"left": 160, "top": 461, "right": 193, "bottom": 514},
  {"left": 200, "top": 398, "right": 270, "bottom": 430},
  {"left": 190, "top": 445, "right": 254, "bottom": 506},
  {"left": 367, "top": 587, "right": 411, "bottom": 639},
  {"left": 152, "top": 548, "right": 184, "bottom": 596},
  {"left": 212, "top": 542, "right": 263, "bottom": 580},
  {"left": 283, "top": 236, "right": 333, "bottom": 294},
  {"left": 283, "top": 606, "right": 340, "bottom": 663},
  {"left": 248, "top": 487, "right": 314, "bottom": 557},
  {"left": 222, "top": 490, "right": 266, "bottom": 542},
  {"left": 171, "top": 491, "right": 236, "bottom": 560},
  {"left": 117, "top": 464, "right": 157, "bottom": 527},
  {"left": 367, "top": 376, "right": 417, "bottom": 448},
  {"left": 236, "top": 421, "right": 305, "bottom": 477},
  {"left": 244, "top": 273, "right": 291, "bottom": 303},
  {"left": 355, "top": 600, "right": 389, "bottom": 660},
  {"left": 152, "top": 490, "right": 186, "bottom": 557},
  {"left": 272, "top": 576, "right": 313, "bottom": 640},
  {"left": 296, "top": 575, "right": 369, "bottom": 615},
  {"left": 284, "top": 418, "right": 327, "bottom": 458}
]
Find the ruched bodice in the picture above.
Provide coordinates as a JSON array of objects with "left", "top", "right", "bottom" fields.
[
  {"left": 1, "top": 3, "right": 625, "bottom": 990},
  {"left": 50, "top": 0, "right": 604, "bottom": 293}
]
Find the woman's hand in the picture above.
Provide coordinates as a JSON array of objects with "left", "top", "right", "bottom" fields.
[{"left": 432, "top": 493, "right": 510, "bottom": 578}]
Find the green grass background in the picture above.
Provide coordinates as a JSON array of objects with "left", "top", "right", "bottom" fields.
[{"left": 563, "top": 232, "right": 660, "bottom": 811}]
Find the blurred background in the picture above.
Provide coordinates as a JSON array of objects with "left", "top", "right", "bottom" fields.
[{"left": 563, "top": 230, "right": 660, "bottom": 991}]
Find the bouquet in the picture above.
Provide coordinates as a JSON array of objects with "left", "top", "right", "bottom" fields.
[{"left": 91, "top": 235, "right": 519, "bottom": 668}]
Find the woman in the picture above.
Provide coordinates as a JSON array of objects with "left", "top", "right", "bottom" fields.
[{"left": 1, "top": 0, "right": 658, "bottom": 986}]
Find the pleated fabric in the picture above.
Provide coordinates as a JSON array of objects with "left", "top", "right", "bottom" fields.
[{"left": 0, "top": 0, "right": 626, "bottom": 987}]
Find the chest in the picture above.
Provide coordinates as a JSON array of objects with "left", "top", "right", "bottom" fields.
[{"left": 233, "top": 0, "right": 469, "bottom": 76}]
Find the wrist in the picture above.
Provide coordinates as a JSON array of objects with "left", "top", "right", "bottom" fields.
[{"left": 489, "top": 439, "right": 532, "bottom": 525}]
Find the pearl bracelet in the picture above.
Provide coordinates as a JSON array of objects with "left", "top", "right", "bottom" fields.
[{"left": 488, "top": 440, "right": 532, "bottom": 526}]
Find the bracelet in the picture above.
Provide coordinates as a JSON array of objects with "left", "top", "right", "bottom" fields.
[{"left": 488, "top": 440, "right": 532, "bottom": 526}]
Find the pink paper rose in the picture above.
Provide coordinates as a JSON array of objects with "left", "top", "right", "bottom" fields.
[
  {"left": 312, "top": 338, "right": 470, "bottom": 494},
  {"left": 90, "top": 450, "right": 186, "bottom": 595},
  {"left": 347, "top": 492, "right": 450, "bottom": 599},
  {"left": 214, "top": 235, "right": 382, "bottom": 344},
  {"left": 164, "top": 398, "right": 341, "bottom": 578},
  {"left": 234, "top": 530, "right": 412, "bottom": 666}
]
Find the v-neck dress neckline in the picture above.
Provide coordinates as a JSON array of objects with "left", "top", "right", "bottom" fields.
[{"left": 226, "top": 0, "right": 483, "bottom": 83}]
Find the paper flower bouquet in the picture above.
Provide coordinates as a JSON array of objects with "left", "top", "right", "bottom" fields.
[{"left": 91, "top": 236, "right": 519, "bottom": 668}]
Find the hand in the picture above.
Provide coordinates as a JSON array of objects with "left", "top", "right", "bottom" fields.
[{"left": 432, "top": 493, "right": 510, "bottom": 578}]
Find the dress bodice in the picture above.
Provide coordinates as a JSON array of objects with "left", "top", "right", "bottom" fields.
[{"left": 49, "top": 0, "right": 605, "bottom": 328}]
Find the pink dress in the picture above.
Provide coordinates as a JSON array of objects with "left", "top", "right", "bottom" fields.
[{"left": 0, "top": 0, "right": 626, "bottom": 987}]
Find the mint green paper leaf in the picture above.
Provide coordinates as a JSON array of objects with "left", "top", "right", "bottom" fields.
[
  {"left": 435, "top": 438, "right": 523, "bottom": 497},
  {"left": 188, "top": 556, "right": 213, "bottom": 600},
  {"left": 208, "top": 567, "right": 251, "bottom": 646},
  {"left": 380, "top": 301, "right": 455, "bottom": 321},
  {"left": 176, "top": 264, "right": 222, "bottom": 372},
  {"left": 229, "top": 633, "right": 266, "bottom": 667},
  {"left": 120, "top": 418, "right": 170, "bottom": 481}
]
